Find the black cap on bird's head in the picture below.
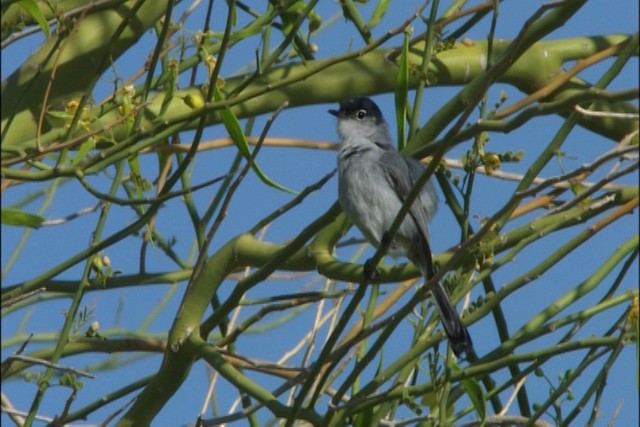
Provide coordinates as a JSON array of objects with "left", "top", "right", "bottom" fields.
[{"left": 328, "top": 97, "right": 384, "bottom": 125}]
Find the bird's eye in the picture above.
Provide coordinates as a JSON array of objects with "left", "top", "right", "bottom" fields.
[{"left": 356, "top": 109, "right": 367, "bottom": 119}]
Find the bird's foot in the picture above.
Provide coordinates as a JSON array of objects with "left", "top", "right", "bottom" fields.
[
  {"left": 363, "top": 258, "right": 381, "bottom": 281},
  {"left": 380, "top": 231, "right": 391, "bottom": 249}
]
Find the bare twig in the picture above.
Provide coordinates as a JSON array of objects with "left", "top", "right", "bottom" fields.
[
  {"left": 461, "top": 414, "right": 552, "bottom": 427},
  {"left": 500, "top": 376, "right": 528, "bottom": 416},
  {"left": 494, "top": 41, "right": 629, "bottom": 119},
  {"left": 77, "top": 173, "right": 228, "bottom": 206},
  {"left": 192, "top": 101, "right": 290, "bottom": 282},
  {"left": 574, "top": 104, "right": 640, "bottom": 119},
  {"left": 0, "top": 333, "right": 34, "bottom": 378},
  {"left": 3, "top": 355, "right": 95, "bottom": 378},
  {"left": 1, "top": 0, "right": 128, "bottom": 48},
  {"left": 0, "top": 288, "right": 46, "bottom": 309},
  {"left": 38, "top": 202, "right": 104, "bottom": 227}
]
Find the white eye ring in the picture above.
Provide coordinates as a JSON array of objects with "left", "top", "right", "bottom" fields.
[{"left": 356, "top": 109, "right": 366, "bottom": 119}]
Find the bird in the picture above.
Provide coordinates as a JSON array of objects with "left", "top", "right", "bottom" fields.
[{"left": 330, "top": 96, "right": 473, "bottom": 358}]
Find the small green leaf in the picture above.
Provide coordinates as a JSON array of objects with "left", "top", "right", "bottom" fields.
[
  {"left": 308, "top": 10, "right": 322, "bottom": 32},
  {"left": 128, "top": 153, "right": 147, "bottom": 204},
  {"left": 59, "top": 373, "right": 73, "bottom": 387},
  {"left": 635, "top": 311, "right": 639, "bottom": 389},
  {"left": 419, "top": 390, "right": 454, "bottom": 416},
  {"left": 228, "top": 21, "right": 263, "bottom": 43},
  {"left": 212, "top": 85, "right": 296, "bottom": 194},
  {"left": 394, "top": 32, "right": 409, "bottom": 150},
  {"left": 281, "top": 1, "right": 306, "bottom": 36},
  {"left": 352, "top": 406, "right": 373, "bottom": 427},
  {"left": 449, "top": 362, "right": 486, "bottom": 421},
  {"left": 59, "top": 373, "right": 84, "bottom": 390},
  {"left": 367, "top": 0, "right": 390, "bottom": 31},
  {"left": 159, "top": 58, "right": 178, "bottom": 118},
  {"left": 45, "top": 110, "right": 73, "bottom": 120},
  {"left": 18, "top": 0, "right": 50, "bottom": 38},
  {"left": 1, "top": 208, "right": 45, "bottom": 227},
  {"left": 569, "top": 180, "right": 589, "bottom": 197},
  {"left": 462, "top": 376, "right": 486, "bottom": 421},
  {"left": 72, "top": 137, "right": 95, "bottom": 166}
]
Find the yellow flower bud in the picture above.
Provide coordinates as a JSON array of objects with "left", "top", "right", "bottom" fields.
[
  {"left": 482, "top": 152, "right": 501, "bottom": 175},
  {"left": 92, "top": 255, "right": 103, "bottom": 272},
  {"left": 124, "top": 84, "right": 135, "bottom": 98},
  {"left": 183, "top": 93, "right": 205, "bottom": 110},
  {"left": 90, "top": 321, "right": 100, "bottom": 332},
  {"left": 66, "top": 100, "right": 80, "bottom": 114}
]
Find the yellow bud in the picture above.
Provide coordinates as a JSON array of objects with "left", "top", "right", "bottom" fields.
[
  {"left": 90, "top": 321, "right": 100, "bottom": 332},
  {"left": 92, "top": 255, "right": 103, "bottom": 272},
  {"left": 205, "top": 55, "right": 216, "bottom": 74},
  {"left": 308, "top": 11, "right": 322, "bottom": 32},
  {"left": 183, "top": 94, "right": 205, "bottom": 109},
  {"left": 66, "top": 100, "right": 80, "bottom": 114},
  {"left": 629, "top": 295, "right": 638, "bottom": 323},
  {"left": 482, "top": 152, "right": 501, "bottom": 175},
  {"left": 124, "top": 84, "right": 135, "bottom": 98}
]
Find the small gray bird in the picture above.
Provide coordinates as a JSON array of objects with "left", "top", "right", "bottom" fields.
[{"left": 330, "top": 97, "right": 473, "bottom": 358}]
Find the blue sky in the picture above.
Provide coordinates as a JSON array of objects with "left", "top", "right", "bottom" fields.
[{"left": 2, "top": 1, "right": 638, "bottom": 425}]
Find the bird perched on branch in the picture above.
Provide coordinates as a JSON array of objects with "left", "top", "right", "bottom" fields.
[{"left": 330, "top": 96, "right": 473, "bottom": 358}]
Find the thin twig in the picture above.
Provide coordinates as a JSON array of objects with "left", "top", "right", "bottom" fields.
[
  {"left": 1, "top": 0, "right": 127, "bottom": 49},
  {"left": 574, "top": 104, "right": 640, "bottom": 119},
  {"left": 515, "top": 144, "right": 638, "bottom": 200},
  {"left": 549, "top": 161, "right": 639, "bottom": 214},
  {"left": 4, "top": 355, "right": 95, "bottom": 378},
  {"left": 146, "top": 136, "right": 338, "bottom": 153},
  {"left": 194, "top": 101, "right": 289, "bottom": 279},
  {"left": 76, "top": 173, "right": 228, "bottom": 206},
  {"left": 0, "top": 288, "right": 46, "bottom": 309},
  {"left": 500, "top": 375, "right": 528, "bottom": 416},
  {"left": 461, "top": 415, "right": 552, "bottom": 427},
  {"left": 38, "top": 202, "right": 104, "bottom": 227},
  {"left": 250, "top": 169, "right": 336, "bottom": 234},
  {"left": 494, "top": 41, "right": 629, "bottom": 119},
  {"left": 0, "top": 332, "right": 34, "bottom": 378}
]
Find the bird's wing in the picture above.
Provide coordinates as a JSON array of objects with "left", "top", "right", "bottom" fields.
[
  {"left": 379, "top": 151, "right": 435, "bottom": 277},
  {"left": 380, "top": 152, "right": 473, "bottom": 358},
  {"left": 403, "top": 156, "right": 438, "bottom": 223}
]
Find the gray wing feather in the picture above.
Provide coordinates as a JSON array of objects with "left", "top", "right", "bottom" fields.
[
  {"left": 379, "top": 152, "right": 473, "bottom": 358},
  {"left": 378, "top": 152, "right": 435, "bottom": 277}
]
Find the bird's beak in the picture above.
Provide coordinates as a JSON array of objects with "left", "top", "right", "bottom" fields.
[{"left": 328, "top": 109, "right": 339, "bottom": 117}]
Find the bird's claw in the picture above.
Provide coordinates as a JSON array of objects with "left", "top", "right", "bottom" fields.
[
  {"left": 380, "top": 231, "right": 391, "bottom": 248},
  {"left": 363, "top": 258, "right": 381, "bottom": 280}
]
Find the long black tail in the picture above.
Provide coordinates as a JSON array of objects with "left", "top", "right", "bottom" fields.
[
  {"left": 407, "top": 216, "right": 473, "bottom": 358},
  {"left": 430, "top": 281, "right": 473, "bottom": 358}
]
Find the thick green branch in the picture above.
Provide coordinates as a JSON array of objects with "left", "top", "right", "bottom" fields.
[{"left": 3, "top": 35, "right": 635, "bottom": 161}]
